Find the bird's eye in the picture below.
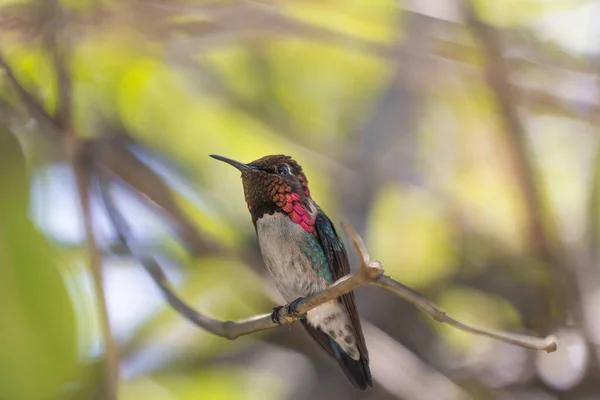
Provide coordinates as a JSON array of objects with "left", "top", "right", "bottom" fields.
[{"left": 277, "top": 164, "right": 290, "bottom": 176}]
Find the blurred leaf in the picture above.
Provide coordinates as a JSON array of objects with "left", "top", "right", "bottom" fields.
[
  {"left": 72, "top": 29, "right": 147, "bottom": 137},
  {"left": 265, "top": 39, "right": 389, "bottom": 140},
  {"left": 424, "top": 80, "right": 527, "bottom": 252},
  {"left": 118, "top": 57, "right": 273, "bottom": 171},
  {"left": 203, "top": 46, "right": 267, "bottom": 106},
  {"left": 0, "top": 129, "right": 79, "bottom": 399},
  {"left": 174, "top": 190, "right": 244, "bottom": 249},
  {"left": 367, "top": 184, "right": 456, "bottom": 288}
]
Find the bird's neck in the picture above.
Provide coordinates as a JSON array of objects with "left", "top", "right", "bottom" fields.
[
  {"left": 252, "top": 195, "right": 317, "bottom": 233},
  {"left": 281, "top": 195, "right": 317, "bottom": 233}
]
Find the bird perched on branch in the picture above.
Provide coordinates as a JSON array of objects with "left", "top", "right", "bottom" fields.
[{"left": 211, "top": 154, "right": 372, "bottom": 390}]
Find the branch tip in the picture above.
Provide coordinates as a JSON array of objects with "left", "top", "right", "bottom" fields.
[
  {"left": 367, "top": 260, "right": 384, "bottom": 279},
  {"left": 543, "top": 335, "right": 558, "bottom": 353},
  {"left": 341, "top": 220, "right": 370, "bottom": 270}
]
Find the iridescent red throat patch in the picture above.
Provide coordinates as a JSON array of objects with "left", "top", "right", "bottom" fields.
[{"left": 273, "top": 190, "right": 314, "bottom": 232}]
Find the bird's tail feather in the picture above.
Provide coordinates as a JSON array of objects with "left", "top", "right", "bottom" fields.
[
  {"left": 330, "top": 339, "right": 372, "bottom": 391},
  {"left": 300, "top": 319, "right": 372, "bottom": 391}
]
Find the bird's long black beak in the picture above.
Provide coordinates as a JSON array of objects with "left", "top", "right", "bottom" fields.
[{"left": 210, "top": 154, "right": 254, "bottom": 172}]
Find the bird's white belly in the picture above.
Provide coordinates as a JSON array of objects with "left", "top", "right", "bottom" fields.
[{"left": 256, "top": 213, "right": 323, "bottom": 301}]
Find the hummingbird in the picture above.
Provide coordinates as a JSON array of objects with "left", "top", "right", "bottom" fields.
[{"left": 210, "top": 154, "right": 372, "bottom": 390}]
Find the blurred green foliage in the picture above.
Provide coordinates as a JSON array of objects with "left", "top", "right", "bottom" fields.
[{"left": 0, "top": 131, "right": 78, "bottom": 399}]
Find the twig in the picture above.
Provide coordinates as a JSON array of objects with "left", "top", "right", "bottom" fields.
[
  {"left": 68, "top": 142, "right": 118, "bottom": 400},
  {"left": 42, "top": 0, "right": 71, "bottom": 129},
  {"left": 49, "top": 4, "right": 118, "bottom": 393},
  {"left": 100, "top": 176, "right": 557, "bottom": 352},
  {"left": 373, "top": 277, "right": 556, "bottom": 352}
]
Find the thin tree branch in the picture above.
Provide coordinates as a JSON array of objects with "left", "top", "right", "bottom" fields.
[
  {"left": 373, "top": 276, "right": 556, "bottom": 352},
  {"left": 49, "top": 6, "right": 118, "bottom": 393},
  {"left": 50, "top": 1, "right": 117, "bottom": 394},
  {"left": 100, "top": 175, "right": 557, "bottom": 352},
  {"left": 42, "top": 0, "right": 71, "bottom": 129},
  {"left": 67, "top": 142, "right": 118, "bottom": 400}
]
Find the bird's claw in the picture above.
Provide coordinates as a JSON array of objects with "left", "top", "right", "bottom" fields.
[
  {"left": 287, "top": 297, "right": 306, "bottom": 318},
  {"left": 270, "top": 297, "right": 306, "bottom": 325},
  {"left": 271, "top": 305, "right": 284, "bottom": 325}
]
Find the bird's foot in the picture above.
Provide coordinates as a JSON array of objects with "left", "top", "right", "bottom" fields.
[
  {"left": 287, "top": 297, "right": 306, "bottom": 318},
  {"left": 270, "top": 297, "right": 306, "bottom": 325},
  {"left": 271, "top": 306, "right": 284, "bottom": 325}
]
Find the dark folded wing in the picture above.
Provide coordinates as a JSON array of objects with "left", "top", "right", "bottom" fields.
[{"left": 313, "top": 211, "right": 369, "bottom": 361}]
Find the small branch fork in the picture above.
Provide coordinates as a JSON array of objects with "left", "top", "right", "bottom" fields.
[{"left": 101, "top": 176, "right": 557, "bottom": 352}]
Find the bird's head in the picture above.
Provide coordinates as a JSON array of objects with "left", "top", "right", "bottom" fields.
[{"left": 210, "top": 154, "right": 314, "bottom": 229}]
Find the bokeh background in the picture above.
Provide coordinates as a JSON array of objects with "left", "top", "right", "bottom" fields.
[{"left": 1, "top": 0, "right": 600, "bottom": 399}]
